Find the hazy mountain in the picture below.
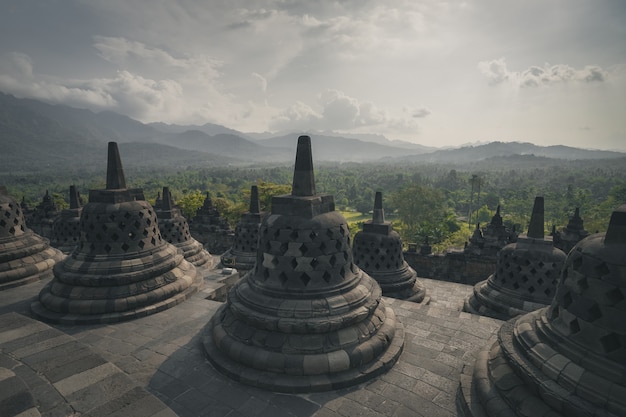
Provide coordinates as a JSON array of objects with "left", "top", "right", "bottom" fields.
[
  {"left": 149, "top": 121, "right": 244, "bottom": 138},
  {"left": 2, "top": 92, "right": 623, "bottom": 174},
  {"left": 251, "top": 129, "right": 434, "bottom": 152},
  {"left": 391, "top": 141, "right": 625, "bottom": 163},
  {"left": 257, "top": 133, "right": 431, "bottom": 162},
  {"left": 160, "top": 130, "right": 292, "bottom": 161}
]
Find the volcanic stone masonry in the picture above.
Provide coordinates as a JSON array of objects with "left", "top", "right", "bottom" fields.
[
  {"left": 50, "top": 185, "right": 83, "bottom": 254},
  {"left": 464, "top": 197, "right": 567, "bottom": 320},
  {"left": 202, "top": 135, "right": 404, "bottom": 392},
  {"left": 155, "top": 186, "right": 214, "bottom": 270},
  {"left": 190, "top": 191, "right": 233, "bottom": 254},
  {"left": 28, "top": 189, "right": 59, "bottom": 239},
  {"left": 221, "top": 185, "right": 267, "bottom": 271},
  {"left": 0, "top": 187, "right": 64, "bottom": 291},
  {"left": 31, "top": 142, "right": 201, "bottom": 324},
  {"left": 553, "top": 207, "right": 590, "bottom": 254},
  {"left": 352, "top": 191, "right": 427, "bottom": 302},
  {"left": 460, "top": 203, "right": 626, "bottom": 417}
]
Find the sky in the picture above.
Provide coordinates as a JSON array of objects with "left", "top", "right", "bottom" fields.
[{"left": 0, "top": 0, "right": 625, "bottom": 150}]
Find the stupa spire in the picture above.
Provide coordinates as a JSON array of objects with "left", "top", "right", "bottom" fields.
[
  {"left": 527, "top": 196, "right": 544, "bottom": 239},
  {"left": 162, "top": 187, "right": 173, "bottom": 211},
  {"left": 249, "top": 185, "right": 260, "bottom": 214},
  {"left": 106, "top": 142, "right": 126, "bottom": 190},
  {"left": 605, "top": 204, "right": 626, "bottom": 244},
  {"left": 372, "top": 191, "right": 385, "bottom": 224},
  {"left": 291, "top": 136, "right": 315, "bottom": 196},
  {"left": 69, "top": 185, "right": 80, "bottom": 209}
]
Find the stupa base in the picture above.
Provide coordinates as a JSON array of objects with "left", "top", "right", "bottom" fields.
[
  {"left": 202, "top": 304, "right": 404, "bottom": 393},
  {"left": 463, "top": 278, "right": 547, "bottom": 321},
  {"left": 30, "top": 261, "right": 202, "bottom": 325},
  {"left": 0, "top": 243, "right": 64, "bottom": 291}
]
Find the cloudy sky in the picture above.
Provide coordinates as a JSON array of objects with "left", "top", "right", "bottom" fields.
[{"left": 1, "top": 0, "right": 625, "bottom": 150}]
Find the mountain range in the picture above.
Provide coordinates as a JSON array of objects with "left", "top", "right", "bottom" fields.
[{"left": 0, "top": 92, "right": 624, "bottom": 174}]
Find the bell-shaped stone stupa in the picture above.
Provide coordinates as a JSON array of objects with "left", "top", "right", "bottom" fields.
[
  {"left": 461, "top": 204, "right": 626, "bottom": 417},
  {"left": 464, "top": 197, "right": 567, "bottom": 320},
  {"left": 203, "top": 136, "right": 404, "bottom": 392},
  {"left": 0, "top": 187, "right": 64, "bottom": 290},
  {"left": 155, "top": 186, "right": 213, "bottom": 269},
  {"left": 31, "top": 142, "right": 201, "bottom": 324},
  {"left": 50, "top": 185, "right": 83, "bottom": 254},
  {"left": 352, "top": 191, "right": 427, "bottom": 302},
  {"left": 28, "top": 190, "right": 59, "bottom": 238},
  {"left": 554, "top": 207, "right": 590, "bottom": 254},
  {"left": 221, "top": 185, "right": 267, "bottom": 271}
]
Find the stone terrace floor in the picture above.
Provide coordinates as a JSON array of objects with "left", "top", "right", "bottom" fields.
[{"left": 0, "top": 271, "right": 503, "bottom": 417}]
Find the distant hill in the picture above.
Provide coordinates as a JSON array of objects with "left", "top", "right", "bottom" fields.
[
  {"left": 160, "top": 130, "right": 291, "bottom": 161},
  {"left": 2, "top": 92, "right": 623, "bottom": 174},
  {"left": 148, "top": 121, "right": 244, "bottom": 138},
  {"left": 258, "top": 133, "right": 430, "bottom": 162},
  {"left": 391, "top": 141, "right": 625, "bottom": 163}
]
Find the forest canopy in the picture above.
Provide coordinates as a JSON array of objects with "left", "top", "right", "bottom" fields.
[{"left": 4, "top": 156, "right": 625, "bottom": 252}]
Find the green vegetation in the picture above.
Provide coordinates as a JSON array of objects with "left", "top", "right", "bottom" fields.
[{"left": 5, "top": 157, "right": 625, "bottom": 253}]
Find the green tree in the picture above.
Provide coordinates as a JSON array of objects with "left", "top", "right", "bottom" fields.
[
  {"left": 177, "top": 190, "right": 206, "bottom": 219},
  {"left": 390, "top": 184, "right": 448, "bottom": 244}
]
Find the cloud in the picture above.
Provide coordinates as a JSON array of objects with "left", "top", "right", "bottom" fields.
[
  {"left": 269, "top": 89, "right": 426, "bottom": 133},
  {"left": 478, "top": 58, "right": 609, "bottom": 88},
  {"left": 0, "top": 52, "right": 184, "bottom": 120},
  {"left": 93, "top": 36, "right": 221, "bottom": 83},
  {"left": 409, "top": 107, "right": 431, "bottom": 118},
  {"left": 251, "top": 72, "right": 267, "bottom": 92}
]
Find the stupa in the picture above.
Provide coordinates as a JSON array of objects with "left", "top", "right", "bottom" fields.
[
  {"left": 0, "top": 187, "right": 64, "bottom": 290},
  {"left": 465, "top": 206, "right": 515, "bottom": 258},
  {"left": 28, "top": 190, "right": 59, "bottom": 238},
  {"left": 50, "top": 185, "right": 82, "bottom": 253},
  {"left": 464, "top": 197, "right": 567, "bottom": 320},
  {"left": 202, "top": 136, "right": 404, "bottom": 392},
  {"left": 155, "top": 186, "right": 213, "bottom": 269},
  {"left": 352, "top": 191, "right": 427, "bottom": 302},
  {"left": 31, "top": 142, "right": 201, "bottom": 324},
  {"left": 189, "top": 192, "right": 233, "bottom": 254},
  {"left": 461, "top": 204, "right": 626, "bottom": 417},
  {"left": 221, "top": 185, "right": 266, "bottom": 271},
  {"left": 554, "top": 207, "right": 590, "bottom": 254}
]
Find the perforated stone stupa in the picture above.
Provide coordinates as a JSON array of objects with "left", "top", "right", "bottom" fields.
[
  {"left": 155, "top": 186, "right": 213, "bottom": 269},
  {"left": 0, "top": 187, "right": 64, "bottom": 291},
  {"left": 553, "top": 207, "right": 590, "bottom": 254},
  {"left": 465, "top": 205, "right": 516, "bottom": 258},
  {"left": 31, "top": 142, "right": 201, "bottom": 324},
  {"left": 203, "top": 136, "right": 404, "bottom": 392},
  {"left": 28, "top": 190, "right": 59, "bottom": 238},
  {"left": 221, "top": 185, "right": 266, "bottom": 271},
  {"left": 50, "top": 185, "right": 82, "bottom": 253},
  {"left": 461, "top": 204, "right": 626, "bottom": 417},
  {"left": 190, "top": 191, "right": 233, "bottom": 253},
  {"left": 464, "top": 197, "right": 567, "bottom": 320},
  {"left": 352, "top": 191, "right": 427, "bottom": 302}
]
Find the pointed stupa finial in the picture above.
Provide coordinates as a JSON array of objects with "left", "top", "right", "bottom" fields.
[
  {"left": 162, "top": 187, "right": 173, "bottom": 211},
  {"left": 605, "top": 204, "right": 626, "bottom": 244},
  {"left": 291, "top": 136, "right": 315, "bottom": 197},
  {"left": 527, "top": 196, "right": 545, "bottom": 239},
  {"left": 475, "top": 222, "right": 480, "bottom": 230},
  {"left": 249, "top": 185, "right": 260, "bottom": 214},
  {"left": 106, "top": 142, "right": 127, "bottom": 190},
  {"left": 496, "top": 205, "right": 501, "bottom": 216},
  {"left": 573, "top": 207, "right": 580, "bottom": 219},
  {"left": 372, "top": 191, "right": 385, "bottom": 224},
  {"left": 69, "top": 185, "right": 81, "bottom": 209}
]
